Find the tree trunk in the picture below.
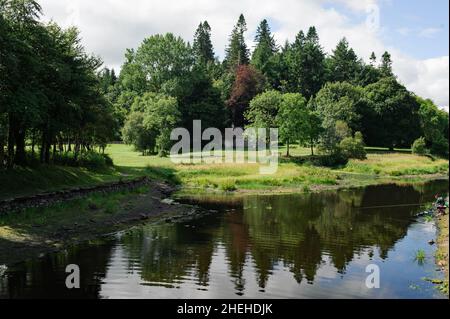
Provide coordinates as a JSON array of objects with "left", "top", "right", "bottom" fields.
[
  {"left": 7, "top": 116, "right": 15, "bottom": 168},
  {"left": 0, "top": 139, "right": 4, "bottom": 168},
  {"left": 286, "top": 140, "right": 290, "bottom": 157},
  {"left": 40, "top": 131, "right": 46, "bottom": 163},
  {"left": 31, "top": 131, "right": 35, "bottom": 156},
  {"left": 45, "top": 141, "right": 51, "bottom": 164},
  {"left": 14, "top": 127, "right": 26, "bottom": 166},
  {"left": 53, "top": 142, "right": 57, "bottom": 160},
  {"left": 310, "top": 139, "right": 314, "bottom": 156},
  {"left": 58, "top": 135, "right": 64, "bottom": 153}
]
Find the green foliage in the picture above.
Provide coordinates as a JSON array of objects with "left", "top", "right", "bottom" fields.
[
  {"left": 417, "top": 97, "right": 449, "bottom": 157},
  {"left": 313, "top": 153, "right": 349, "bottom": 167},
  {"left": 2, "top": 5, "right": 445, "bottom": 176},
  {"left": 327, "top": 38, "right": 362, "bottom": 84},
  {"left": 0, "top": 1, "right": 115, "bottom": 167},
  {"left": 320, "top": 120, "right": 352, "bottom": 155},
  {"left": 364, "top": 77, "right": 421, "bottom": 149},
  {"left": 122, "top": 93, "right": 180, "bottom": 156},
  {"left": 224, "top": 14, "right": 250, "bottom": 70},
  {"left": 251, "top": 19, "right": 279, "bottom": 87},
  {"left": 380, "top": 51, "right": 393, "bottom": 77},
  {"left": 245, "top": 90, "right": 283, "bottom": 129},
  {"left": 220, "top": 179, "right": 237, "bottom": 192},
  {"left": 412, "top": 137, "right": 428, "bottom": 156},
  {"left": 315, "top": 82, "right": 364, "bottom": 133},
  {"left": 53, "top": 151, "right": 114, "bottom": 169},
  {"left": 134, "top": 33, "right": 194, "bottom": 93},
  {"left": 285, "top": 27, "right": 326, "bottom": 98},
  {"left": 277, "top": 93, "right": 309, "bottom": 156},
  {"left": 339, "top": 132, "right": 367, "bottom": 160},
  {"left": 414, "top": 249, "right": 426, "bottom": 265},
  {"left": 193, "top": 21, "right": 215, "bottom": 65}
]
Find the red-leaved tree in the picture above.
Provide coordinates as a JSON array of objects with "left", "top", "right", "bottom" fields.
[{"left": 227, "top": 65, "right": 266, "bottom": 128}]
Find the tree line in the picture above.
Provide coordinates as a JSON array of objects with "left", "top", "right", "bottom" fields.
[
  {"left": 1, "top": 3, "right": 448, "bottom": 169},
  {"left": 109, "top": 14, "right": 448, "bottom": 159},
  {"left": 0, "top": 0, "right": 115, "bottom": 168}
]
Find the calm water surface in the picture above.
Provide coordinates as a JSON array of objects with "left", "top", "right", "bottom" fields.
[{"left": 0, "top": 181, "right": 448, "bottom": 299}]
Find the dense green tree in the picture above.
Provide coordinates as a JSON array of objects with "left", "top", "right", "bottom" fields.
[
  {"left": 251, "top": 19, "right": 278, "bottom": 87},
  {"left": 98, "top": 68, "right": 117, "bottom": 94},
  {"left": 134, "top": 33, "right": 194, "bottom": 93},
  {"left": 380, "top": 51, "right": 393, "bottom": 77},
  {"left": 245, "top": 90, "right": 282, "bottom": 129},
  {"left": 117, "top": 49, "right": 148, "bottom": 95},
  {"left": 193, "top": 21, "right": 215, "bottom": 65},
  {"left": 0, "top": 0, "right": 115, "bottom": 167},
  {"left": 122, "top": 93, "right": 180, "bottom": 156},
  {"left": 328, "top": 38, "right": 361, "bottom": 84},
  {"left": 416, "top": 97, "right": 449, "bottom": 157},
  {"left": 178, "top": 66, "right": 229, "bottom": 132},
  {"left": 276, "top": 93, "right": 308, "bottom": 156},
  {"left": 315, "top": 82, "right": 365, "bottom": 134},
  {"left": 224, "top": 14, "right": 250, "bottom": 70},
  {"left": 305, "top": 98, "right": 323, "bottom": 156},
  {"left": 287, "top": 27, "right": 326, "bottom": 98},
  {"left": 364, "top": 77, "right": 421, "bottom": 149}
]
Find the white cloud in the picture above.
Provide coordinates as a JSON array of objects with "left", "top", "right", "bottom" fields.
[
  {"left": 393, "top": 54, "right": 449, "bottom": 110},
  {"left": 418, "top": 27, "right": 442, "bottom": 39},
  {"left": 396, "top": 27, "right": 411, "bottom": 36},
  {"left": 37, "top": 0, "right": 449, "bottom": 108}
]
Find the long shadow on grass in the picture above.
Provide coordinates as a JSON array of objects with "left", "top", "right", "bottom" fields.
[{"left": 115, "top": 165, "right": 181, "bottom": 185}]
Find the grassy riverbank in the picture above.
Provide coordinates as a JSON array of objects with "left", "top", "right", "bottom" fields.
[
  {"left": 108, "top": 144, "right": 448, "bottom": 193},
  {"left": 1, "top": 143, "right": 448, "bottom": 199},
  {"left": 436, "top": 212, "right": 449, "bottom": 295}
]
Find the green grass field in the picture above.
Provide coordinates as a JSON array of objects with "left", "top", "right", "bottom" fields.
[
  {"left": 0, "top": 143, "right": 448, "bottom": 199},
  {"left": 105, "top": 144, "right": 449, "bottom": 193}
]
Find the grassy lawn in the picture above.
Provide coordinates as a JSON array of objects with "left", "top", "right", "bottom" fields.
[
  {"left": 1, "top": 143, "right": 448, "bottom": 199},
  {"left": 109, "top": 144, "right": 448, "bottom": 193}
]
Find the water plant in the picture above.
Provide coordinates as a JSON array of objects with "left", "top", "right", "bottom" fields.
[{"left": 415, "top": 249, "right": 426, "bottom": 265}]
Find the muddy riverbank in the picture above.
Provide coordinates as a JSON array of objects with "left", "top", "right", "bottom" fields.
[{"left": 0, "top": 180, "right": 201, "bottom": 266}]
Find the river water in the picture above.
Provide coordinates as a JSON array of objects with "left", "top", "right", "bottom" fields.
[{"left": 0, "top": 180, "right": 448, "bottom": 299}]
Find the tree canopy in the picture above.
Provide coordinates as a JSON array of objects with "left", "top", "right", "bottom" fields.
[{"left": 1, "top": 6, "right": 447, "bottom": 167}]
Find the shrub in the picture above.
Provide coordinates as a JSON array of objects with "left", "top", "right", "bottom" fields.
[
  {"left": 312, "top": 153, "right": 349, "bottom": 167},
  {"left": 430, "top": 135, "right": 449, "bottom": 158},
  {"left": 53, "top": 151, "right": 114, "bottom": 169},
  {"left": 412, "top": 137, "right": 427, "bottom": 156},
  {"left": 220, "top": 180, "right": 237, "bottom": 192},
  {"left": 339, "top": 132, "right": 367, "bottom": 160}
]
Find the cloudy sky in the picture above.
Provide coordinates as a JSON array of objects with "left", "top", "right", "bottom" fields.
[{"left": 38, "top": 0, "right": 449, "bottom": 110}]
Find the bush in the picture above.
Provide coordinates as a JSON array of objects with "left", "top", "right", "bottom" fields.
[
  {"left": 412, "top": 137, "right": 427, "bottom": 156},
  {"left": 339, "top": 132, "right": 367, "bottom": 160},
  {"left": 220, "top": 179, "right": 237, "bottom": 192},
  {"left": 53, "top": 151, "right": 113, "bottom": 169},
  {"left": 430, "top": 136, "right": 449, "bottom": 158},
  {"left": 311, "top": 153, "right": 349, "bottom": 167}
]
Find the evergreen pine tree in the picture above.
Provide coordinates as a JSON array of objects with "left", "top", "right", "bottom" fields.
[
  {"left": 193, "top": 21, "right": 215, "bottom": 65},
  {"left": 251, "top": 19, "right": 278, "bottom": 78},
  {"left": 224, "top": 14, "right": 250, "bottom": 70}
]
